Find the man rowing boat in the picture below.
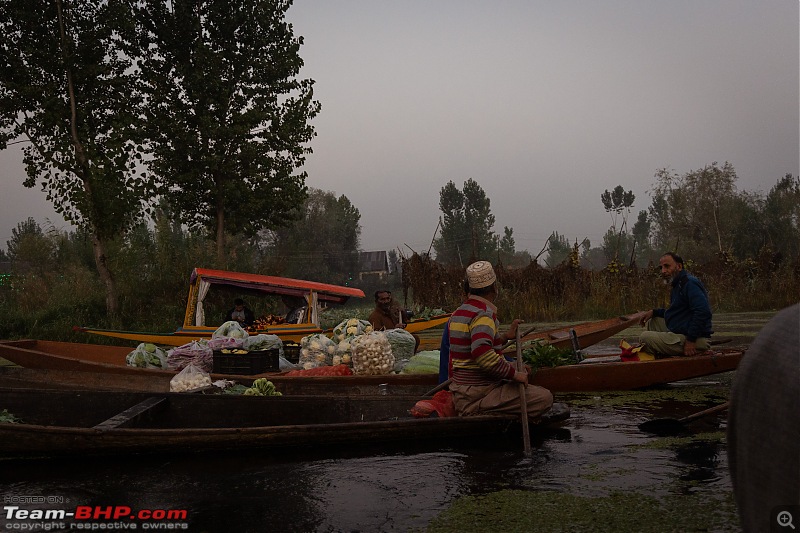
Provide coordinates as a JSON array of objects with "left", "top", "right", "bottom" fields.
[{"left": 448, "top": 261, "right": 556, "bottom": 422}]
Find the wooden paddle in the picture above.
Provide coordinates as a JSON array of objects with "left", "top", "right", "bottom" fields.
[
  {"left": 516, "top": 328, "right": 532, "bottom": 456},
  {"left": 638, "top": 401, "right": 730, "bottom": 436}
]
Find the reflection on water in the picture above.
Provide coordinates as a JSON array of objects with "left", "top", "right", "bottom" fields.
[{"left": 0, "top": 383, "right": 735, "bottom": 532}]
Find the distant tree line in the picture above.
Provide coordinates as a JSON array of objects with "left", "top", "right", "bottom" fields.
[{"left": 429, "top": 163, "right": 799, "bottom": 271}]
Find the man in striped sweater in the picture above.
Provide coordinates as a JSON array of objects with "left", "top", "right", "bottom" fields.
[{"left": 448, "top": 261, "right": 554, "bottom": 421}]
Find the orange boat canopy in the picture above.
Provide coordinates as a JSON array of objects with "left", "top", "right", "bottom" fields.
[{"left": 190, "top": 268, "right": 365, "bottom": 304}]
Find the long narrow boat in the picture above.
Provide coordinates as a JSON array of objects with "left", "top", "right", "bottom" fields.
[
  {"left": 0, "top": 388, "right": 566, "bottom": 457},
  {"left": 508, "top": 311, "right": 650, "bottom": 352},
  {"left": 74, "top": 268, "right": 450, "bottom": 346},
  {"left": 0, "top": 339, "right": 744, "bottom": 394}
]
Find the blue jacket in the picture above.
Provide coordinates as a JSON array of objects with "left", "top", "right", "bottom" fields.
[{"left": 653, "top": 270, "right": 713, "bottom": 342}]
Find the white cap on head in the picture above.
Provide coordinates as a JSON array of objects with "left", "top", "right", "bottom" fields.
[{"left": 465, "top": 261, "right": 496, "bottom": 289}]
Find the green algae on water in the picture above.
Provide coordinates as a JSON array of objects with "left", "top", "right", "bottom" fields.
[{"left": 425, "top": 489, "right": 739, "bottom": 533}]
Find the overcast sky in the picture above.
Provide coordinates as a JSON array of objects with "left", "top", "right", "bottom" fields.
[{"left": 1, "top": 0, "right": 798, "bottom": 259}]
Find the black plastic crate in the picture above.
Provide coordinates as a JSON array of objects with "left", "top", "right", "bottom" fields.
[
  {"left": 282, "top": 342, "right": 301, "bottom": 364},
  {"left": 212, "top": 349, "right": 280, "bottom": 375}
]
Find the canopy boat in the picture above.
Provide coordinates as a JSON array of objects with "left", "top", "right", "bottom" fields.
[
  {"left": 74, "top": 268, "right": 451, "bottom": 346},
  {"left": 0, "top": 339, "right": 744, "bottom": 395},
  {"left": 0, "top": 388, "right": 569, "bottom": 457}
]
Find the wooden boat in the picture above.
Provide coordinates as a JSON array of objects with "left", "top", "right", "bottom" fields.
[
  {"left": 0, "top": 339, "right": 744, "bottom": 394},
  {"left": 74, "top": 267, "right": 451, "bottom": 346},
  {"left": 0, "top": 388, "right": 560, "bottom": 457},
  {"left": 508, "top": 311, "right": 650, "bottom": 352}
]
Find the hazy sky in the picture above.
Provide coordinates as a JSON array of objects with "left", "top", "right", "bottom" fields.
[{"left": 1, "top": 0, "right": 798, "bottom": 259}]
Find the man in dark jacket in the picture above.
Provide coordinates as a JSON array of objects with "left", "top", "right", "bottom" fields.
[{"left": 638, "top": 252, "right": 713, "bottom": 356}]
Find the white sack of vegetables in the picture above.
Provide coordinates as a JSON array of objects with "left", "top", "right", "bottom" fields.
[
  {"left": 351, "top": 331, "right": 395, "bottom": 375},
  {"left": 334, "top": 336, "right": 357, "bottom": 368},
  {"left": 243, "top": 334, "right": 284, "bottom": 356},
  {"left": 211, "top": 321, "right": 249, "bottom": 346},
  {"left": 332, "top": 318, "right": 373, "bottom": 342},
  {"left": 126, "top": 343, "right": 168, "bottom": 369},
  {"left": 170, "top": 363, "right": 213, "bottom": 392},
  {"left": 298, "top": 333, "right": 337, "bottom": 370},
  {"left": 167, "top": 340, "right": 213, "bottom": 373}
]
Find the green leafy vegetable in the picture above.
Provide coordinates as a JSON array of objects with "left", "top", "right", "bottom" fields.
[
  {"left": 521, "top": 342, "right": 575, "bottom": 371},
  {"left": 0, "top": 409, "right": 20, "bottom": 424}
]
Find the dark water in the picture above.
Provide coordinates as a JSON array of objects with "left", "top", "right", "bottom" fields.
[{"left": 0, "top": 375, "right": 735, "bottom": 533}]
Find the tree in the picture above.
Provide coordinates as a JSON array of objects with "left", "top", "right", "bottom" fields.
[
  {"left": 0, "top": 0, "right": 147, "bottom": 314},
  {"left": 387, "top": 249, "right": 399, "bottom": 276},
  {"left": 433, "top": 179, "right": 497, "bottom": 265},
  {"left": 764, "top": 174, "right": 800, "bottom": 258},
  {"left": 136, "top": 0, "right": 319, "bottom": 263},
  {"left": 544, "top": 231, "right": 571, "bottom": 267},
  {"left": 600, "top": 185, "right": 635, "bottom": 259},
  {"left": 631, "top": 210, "right": 655, "bottom": 265},
  {"left": 498, "top": 226, "right": 515, "bottom": 262},
  {"left": 266, "top": 189, "right": 361, "bottom": 283},
  {"left": 6, "top": 218, "right": 54, "bottom": 271},
  {"left": 648, "top": 162, "right": 740, "bottom": 261}
]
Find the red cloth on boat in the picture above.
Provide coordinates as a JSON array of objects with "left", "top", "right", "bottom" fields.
[{"left": 410, "top": 391, "right": 456, "bottom": 418}]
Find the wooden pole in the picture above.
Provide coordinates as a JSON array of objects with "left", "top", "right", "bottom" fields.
[{"left": 516, "top": 328, "right": 532, "bottom": 456}]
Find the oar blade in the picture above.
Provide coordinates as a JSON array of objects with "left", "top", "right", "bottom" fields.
[{"left": 637, "top": 418, "right": 689, "bottom": 437}]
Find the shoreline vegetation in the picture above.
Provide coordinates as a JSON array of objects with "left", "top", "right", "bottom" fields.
[{"left": 1, "top": 242, "right": 794, "bottom": 344}]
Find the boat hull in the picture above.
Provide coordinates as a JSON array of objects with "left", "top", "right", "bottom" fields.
[
  {"left": 0, "top": 389, "right": 517, "bottom": 456},
  {"left": 0, "top": 340, "right": 743, "bottom": 395}
]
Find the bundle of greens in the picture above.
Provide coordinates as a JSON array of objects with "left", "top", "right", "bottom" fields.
[
  {"left": 521, "top": 341, "right": 575, "bottom": 371},
  {"left": 126, "top": 343, "right": 168, "bottom": 369},
  {"left": 0, "top": 409, "right": 20, "bottom": 424}
]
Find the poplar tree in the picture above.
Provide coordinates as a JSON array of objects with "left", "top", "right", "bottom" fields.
[{"left": 0, "top": 0, "right": 146, "bottom": 314}]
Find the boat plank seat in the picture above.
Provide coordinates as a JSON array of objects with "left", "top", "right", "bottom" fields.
[{"left": 93, "top": 396, "right": 167, "bottom": 430}]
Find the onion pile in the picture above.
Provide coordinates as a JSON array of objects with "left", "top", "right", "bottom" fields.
[{"left": 351, "top": 332, "right": 395, "bottom": 375}]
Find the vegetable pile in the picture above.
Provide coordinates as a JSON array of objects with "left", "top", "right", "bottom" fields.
[
  {"left": 167, "top": 340, "right": 213, "bottom": 373},
  {"left": 170, "top": 363, "right": 213, "bottom": 392},
  {"left": 298, "top": 334, "right": 337, "bottom": 369},
  {"left": 521, "top": 341, "right": 575, "bottom": 370},
  {"left": 243, "top": 334, "right": 284, "bottom": 355},
  {"left": 412, "top": 307, "right": 447, "bottom": 321},
  {"left": 126, "top": 343, "right": 168, "bottom": 369},
  {"left": 332, "top": 318, "right": 374, "bottom": 341},
  {"left": 247, "top": 314, "right": 286, "bottom": 332},
  {"left": 351, "top": 331, "right": 395, "bottom": 375},
  {"left": 402, "top": 351, "right": 440, "bottom": 374},
  {"left": 384, "top": 328, "right": 416, "bottom": 361},
  {"left": 331, "top": 318, "right": 374, "bottom": 367},
  {"left": 0, "top": 409, "right": 20, "bottom": 424},
  {"left": 212, "top": 321, "right": 248, "bottom": 341},
  {"left": 242, "top": 378, "right": 282, "bottom": 396},
  {"left": 284, "top": 365, "right": 353, "bottom": 376}
]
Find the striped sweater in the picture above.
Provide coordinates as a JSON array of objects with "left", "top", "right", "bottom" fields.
[{"left": 448, "top": 296, "right": 516, "bottom": 385}]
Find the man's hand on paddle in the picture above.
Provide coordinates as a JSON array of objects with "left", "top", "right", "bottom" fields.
[
  {"left": 504, "top": 319, "right": 523, "bottom": 343},
  {"left": 512, "top": 369, "right": 528, "bottom": 384}
]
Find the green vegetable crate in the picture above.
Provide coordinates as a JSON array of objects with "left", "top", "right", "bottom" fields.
[{"left": 212, "top": 349, "right": 280, "bottom": 375}]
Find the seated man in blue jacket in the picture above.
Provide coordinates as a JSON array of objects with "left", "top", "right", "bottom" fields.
[{"left": 638, "top": 252, "right": 713, "bottom": 357}]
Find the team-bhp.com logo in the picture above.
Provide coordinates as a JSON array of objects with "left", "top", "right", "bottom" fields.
[{"left": 4, "top": 505, "right": 189, "bottom": 530}]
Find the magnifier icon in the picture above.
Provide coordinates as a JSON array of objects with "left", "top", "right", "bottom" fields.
[{"left": 778, "top": 511, "right": 795, "bottom": 529}]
